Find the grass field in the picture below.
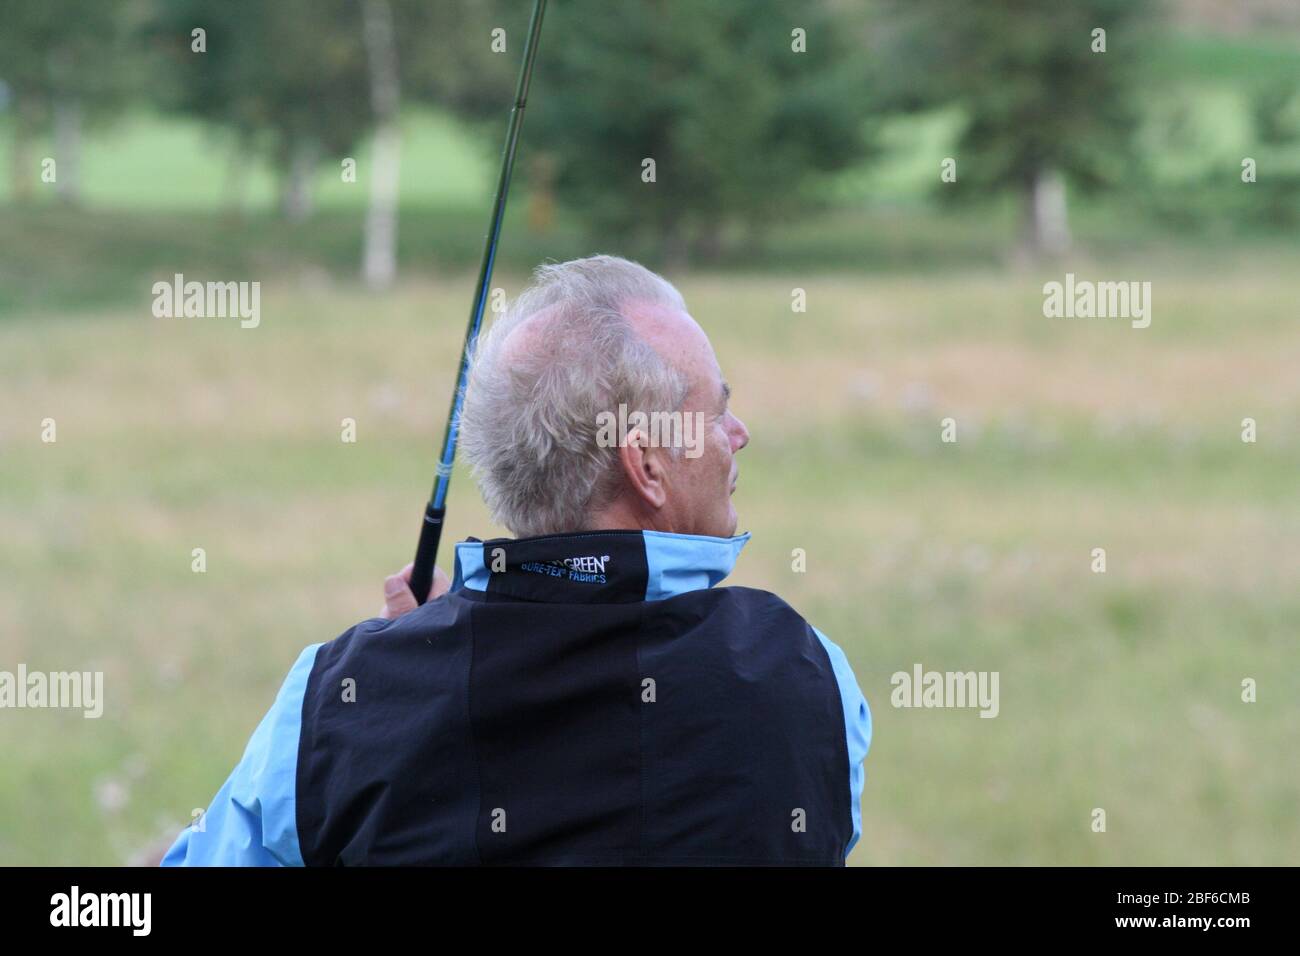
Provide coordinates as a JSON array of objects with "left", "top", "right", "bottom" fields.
[{"left": 2, "top": 252, "right": 1297, "bottom": 865}]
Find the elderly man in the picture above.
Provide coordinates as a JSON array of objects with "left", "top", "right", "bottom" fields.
[{"left": 163, "top": 255, "right": 870, "bottom": 866}]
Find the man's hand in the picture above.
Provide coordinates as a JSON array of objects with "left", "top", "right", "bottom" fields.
[{"left": 380, "top": 562, "right": 450, "bottom": 620}]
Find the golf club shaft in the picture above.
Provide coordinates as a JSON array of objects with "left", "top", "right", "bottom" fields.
[{"left": 409, "top": 0, "right": 547, "bottom": 605}]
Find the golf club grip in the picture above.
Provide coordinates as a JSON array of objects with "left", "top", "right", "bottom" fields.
[{"left": 409, "top": 502, "right": 445, "bottom": 605}]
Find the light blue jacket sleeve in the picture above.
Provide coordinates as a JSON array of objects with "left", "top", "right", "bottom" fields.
[
  {"left": 161, "top": 643, "right": 322, "bottom": 867},
  {"left": 813, "top": 629, "right": 872, "bottom": 859}
]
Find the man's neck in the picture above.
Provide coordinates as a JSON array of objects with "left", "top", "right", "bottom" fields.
[{"left": 584, "top": 500, "right": 671, "bottom": 534}]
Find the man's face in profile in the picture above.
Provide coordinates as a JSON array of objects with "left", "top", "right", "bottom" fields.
[{"left": 624, "top": 301, "right": 750, "bottom": 538}]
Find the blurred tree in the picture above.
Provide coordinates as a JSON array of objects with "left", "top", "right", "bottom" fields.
[
  {"left": 515, "top": 0, "right": 872, "bottom": 265},
  {"left": 0, "top": 0, "right": 145, "bottom": 204},
  {"left": 147, "top": 0, "right": 373, "bottom": 222},
  {"left": 145, "top": 0, "right": 505, "bottom": 283},
  {"left": 399, "top": 0, "right": 523, "bottom": 123},
  {"left": 362, "top": 0, "right": 400, "bottom": 287},
  {"left": 1248, "top": 80, "right": 1300, "bottom": 226},
  {"left": 871, "top": 0, "right": 1158, "bottom": 258},
  {"left": 399, "top": 0, "right": 555, "bottom": 236}
]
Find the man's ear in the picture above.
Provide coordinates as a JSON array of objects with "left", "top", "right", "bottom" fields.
[{"left": 619, "top": 427, "right": 668, "bottom": 510}]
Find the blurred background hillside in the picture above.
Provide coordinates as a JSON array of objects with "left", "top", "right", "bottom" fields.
[{"left": 1, "top": 0, "right": 1297, "bottom": 865}]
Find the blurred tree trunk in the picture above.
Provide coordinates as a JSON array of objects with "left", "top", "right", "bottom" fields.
[
  {"left": 659, "top": 209, "right": 689, "bottom": 272},
  {"left": 51, "top": 94, "right": 82, "bottom": 204},
  {"left": 280, "top": 137, "right": 317, "bottom": 222},
  {"left": 1023, "top": 167, "right": 1071, "bottom": 258},
  {"left": 48, "top": 47, "right": 82, "bottom": 206},
  {"left": 362, "top": 0, "right": 400, "bottom": 289},
  {"left": 527, "top": 153, "right": 556, "bottom": 233},
  {"left": 691, "top": 221, "right": 724, "bottom": 264},
  {"left": 741, "top": 221, "right": 769, "bottom": 262},
  {"left": 221, "top": 138, "right": 249, "bottom": 221},
  {"left": 10, "top": 96, "right": 37, "bottom": 204}
]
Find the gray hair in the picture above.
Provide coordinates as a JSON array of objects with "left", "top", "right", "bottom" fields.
[{"left": 458, "top": 255, "right": 690, "bottom": 537}]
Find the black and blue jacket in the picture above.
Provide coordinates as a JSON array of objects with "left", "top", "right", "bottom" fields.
[{"left": 162, "top": 530, "right": 871, "bottom": 866}]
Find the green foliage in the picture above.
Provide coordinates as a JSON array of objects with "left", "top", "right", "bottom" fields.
[
  {"left": 0, "top": 0, "right": 149, "bottom": 202},
  {"left": 0, "top": 0, "right": 145, "bottom": 119},
  {"left": 144, "top": 0, "right": 374, "bottom": 166},
  {"left": 1127, "top": 44, "right": 1300, "bottom": 232},
  {"left": 399, "top": 0, "right": 527, "bottom": 123},
  {"left": 871, "top": 0, "right": 1157, "bottom": 197},
  {"left": 1245, "top": 81, "right": 1300, "bottom": 225},
  {"left": 524, "top": 0, "right": 873, "bottom": 261}
]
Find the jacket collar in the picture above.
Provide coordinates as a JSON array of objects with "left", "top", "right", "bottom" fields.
[{"left": 452, "top": 529, "right": 751, "bottom": 604}]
